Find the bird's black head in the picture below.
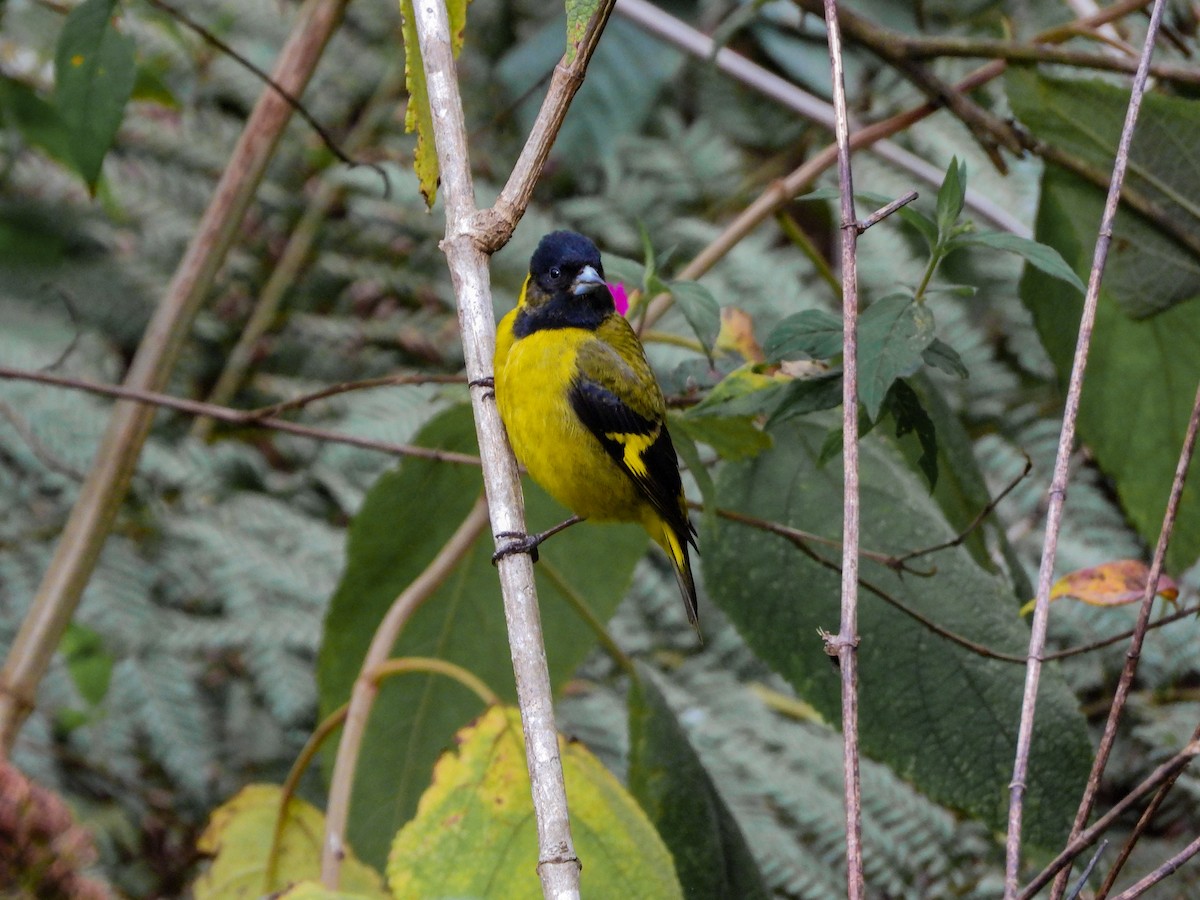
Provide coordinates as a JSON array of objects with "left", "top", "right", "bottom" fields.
[{"left": 515, "top": 231, "right": 613, "bottom": 334}]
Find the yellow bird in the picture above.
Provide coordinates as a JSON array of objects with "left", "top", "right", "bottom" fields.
[{"left": 493, "top": 231, "right": 699, "bottom": 627}]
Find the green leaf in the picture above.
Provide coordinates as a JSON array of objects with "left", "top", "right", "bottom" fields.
[
  {"left": 565, "top": 0, "right": 599, "bottom": 64},
  {"left": 685, "top": 365, "right": 785, "bottom": 419},
  {"left": 767, "top": 372, "right": 843, "bottom": 426},
  {"left": 53, "top": 0, "right": 136, "bottom": 191},
  {"left": 763, "top": 308, "right": 843, "bottom": 362},
  {"left": 885, "top": 379, "right": 937, "bottom": 490},
  {"left": 955, "top": 230, "right": 1085, "bottom": 293},
  {"left": 1022, "top": 165, "right": 1200, "bottom": 574},
  {"left": 703, "top": 418, "right": 1092, "bottom": 847},
  {"left": 668, "top": 415, "right": 717, "bottom": 534},
  {"left": 388, "top": 706, "right": 684, "bottom": 899},
  {"left": 1006, "top": 69, "right": 1200, "bottom": 318},
  {"left": 935, "top": 157, "right": 967, "bottom": 238},
  {"left": 400, "top": 0, "right": 469, "bottom": 207},
  {"left": 317, "top": 405, "right": 646, "bottom": 867},
  {"left": 59, "top": 622, "right": 112, "bottom": 706},
  {"left": 671, "top": 281, "right": 721, "bottom": 359},
  {"left": 0, "top": 76, "right": 73, "bottom": 166},
  {"left": 857, "top": 294, "right": 935, "bottom": 421},
  {"left": 628, "top": 665, "right": 771, "bottom": 900},
  {"left": 673, "top": 413, "right": 772, "bottom": 462},
  {"left": 922, "top": 338, "right": 969, "bottom": 379}
]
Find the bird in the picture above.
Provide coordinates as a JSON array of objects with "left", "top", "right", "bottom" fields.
[{"left": 492, "top": 230, "right": 700, "bottom": 628}]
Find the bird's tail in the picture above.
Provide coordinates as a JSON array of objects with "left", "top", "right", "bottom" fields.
[{"left": 654, "top": 520, "right": 700, "bottom": 637}]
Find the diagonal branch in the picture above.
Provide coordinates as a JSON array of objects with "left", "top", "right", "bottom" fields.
[
  {"left": 0, "top": 0, "right": 351, "bottom": 754},
  {"left": 1050, "top": 379, "right": 1200, "bottom": 900},
  {"left": 1003, "top": 2, "right": 1169, "bottom": 894}
]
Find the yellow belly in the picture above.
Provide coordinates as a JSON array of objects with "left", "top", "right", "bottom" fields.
[{"left": 495, "top": 327, "right": 649, "bottom": 524}]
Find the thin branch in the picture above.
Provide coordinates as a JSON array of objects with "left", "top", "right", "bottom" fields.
[
  {"left": 893, "top": 35, "right": 1200, "bottom": 86},
  {"left": 1018, "top": 739, "right": 1200, "bottom": 899},
  {"left": 1067, "top": 841, "right": 1109, "bottom": 900},
  {"left": 321, "top": 497, "right": 490, "bottom": 886},
  {"left": 1051, "top": 376, "right": 1200, "bottom": 898},
  {"left": 891, "top": 453, "right": 1033, "bottom": 566},
  {"left": 1096, "top": 720, "right": 1200, "bottom": 898},
  {"left": 0, "top": 401, "right": 84, "bottom": 480},
  {"left": 856, "top": 191, "right": 918, "bottom": 233},
  {"left": 0, "top": 0, "right": 351, "bottom": 754},
  {"left": 639, "top": 0, "right": 1156, "bottom": 329},
  {"left": 473, "top": 0, "right": 618, "bottom": 251},
  {"left": 366, "top": 657, "right": 501, "bottom": 706},
  {"left": 1004, "top": 2, "right": 1169, "bottom": 894},
  {"left": 238, "top": 372, "right": 467, "bottom": 422},
  {"left": 1107, "top": 834, "right": 1200, "bottom": 900},
  {"left": 408, "top": 0, "right": 618, "bottom": 895},
  {"left": 0, "top": 366, "right": 480, "bottom": 466},
  {"left": 193, "top": 61, "right": 411, "bottom": 439},
  {"left": 615, "top": 0, "right": 1025, "bottom": 236},
  {"left": 823, "top": 2, "right": 865, "bottom": 895},
  {"left": 268, "top": 703, "right": 348, "bottom": 888},
  {"left": 144, "top": 0, "right": 388, "bottom": 195}
]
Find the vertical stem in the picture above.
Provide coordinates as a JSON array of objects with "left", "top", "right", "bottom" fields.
[
  {"left": 407, "top": 1, "right": 582, "bottom": 896},
  {"left": 823, "top": 0, "right": 864, "bottom": 896},
  {"left": 1003, "top": 1, "right": 1168, "bottom": 894},
  {"left": 321, "top": 498, "right": 489, "bottom": 886},
  {"left": 0, "top": 0, "right": 348, "bottom": 754}
]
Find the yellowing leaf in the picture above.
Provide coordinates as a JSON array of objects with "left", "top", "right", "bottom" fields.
[
  {"left": 275, "top": 883, "right": 379, "bottom": 900},
  {"left": 193, "top": 785, "right": 386, "bottom": 899},
  {"left": 715, "top": 307, "right": 763, "bottom": 362},
  {"left": 387, "top": 705, "right": 683, "bottom": 899},
  {"left": 399, "top": 0, "right": 470, "bottom": 207},
  {"left": 1019, "top": 560, "right": 1179, "bottom": 616}
]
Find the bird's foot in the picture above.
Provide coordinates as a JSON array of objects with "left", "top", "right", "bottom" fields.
[
  {"left": 492, "top": 531, "right": 541, "bottom": 565},
  {"left": 469, "top": 375, "right": 495, "bottom": 399}
]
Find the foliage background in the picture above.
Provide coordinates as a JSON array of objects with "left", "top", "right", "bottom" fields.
[{"left": 1, "top": 0, "right": 1199, "bottom": 896}]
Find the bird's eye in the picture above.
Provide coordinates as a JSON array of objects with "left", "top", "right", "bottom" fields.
[{"left": 549, "top": 266, "right": 562, "bottom": 280}]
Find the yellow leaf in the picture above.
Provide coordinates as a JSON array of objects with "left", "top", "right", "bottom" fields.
[
  {"left": 1019, "top": 560, "right": 1179, "bottom": 616},
  {"left": 399, "top": 0, "right": 471, "bottom": 207},
  {"left": 388, "top": 705, "right": 683, "bottom": 899},
  {"left": 192, "top": 785, "right": 386, "bottom": 899},
  {"left": 715, "top": 307, "right": 763, "bottom": 362}
]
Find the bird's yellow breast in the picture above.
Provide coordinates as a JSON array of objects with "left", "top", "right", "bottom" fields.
[{"left": 494, "top": 315, "right": 650, "bottom": 524}]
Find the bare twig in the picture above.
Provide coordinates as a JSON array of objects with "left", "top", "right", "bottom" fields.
[
  {"left": 640, "top": 0, "right": 1155, "bottom": 330},
  {"left": 473, "top": 0, "right": 618, "bottom": 251},
  {"left": 614, "top": 0, "right": 1024, "bottom": 235},
  {"left": 193, "top": 62, "right": 411, "bottom": 439},
  {"left": 0, "top": 366, "right": 480, "bottom": 466},
  {"left": 0, "top": 0, "right": 350, "bottom": 754},
  {"left": 856, "top": 191, "right": 918, "bottom": 233},
  {"left": 822, "top": 2, "right": 865, "bottom": 895},
  {"left": 1095, "top": 721, "right": 1200, "bottom": 898},
  {"left": 1051, "top": 377, "right": 1200, "bottom": 899},
  {"left": 0, "top": 401, "right": 84, "bottom": 480},
  {"left": 1106, "top": 827, "right": 1200, "bottom": 899},
  {"left": 1019, "top": 739, "right": 1200, "bottom": 898},
  {"left": 1004, "top": 3, "right": 1169, "bottom": 893},
  {"left": 1067, "top": 841, "right": 1109, "bottom": 900},
  {"left": 321, "top": 497, "right": 490, "bottom": 886},
  {"left": 144, "top": 0, "right": 388, "bottom": 194}
]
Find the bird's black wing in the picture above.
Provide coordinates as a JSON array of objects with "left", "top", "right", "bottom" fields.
[{"left": 568, "top": 376, "right": 696, "bottom": 546}]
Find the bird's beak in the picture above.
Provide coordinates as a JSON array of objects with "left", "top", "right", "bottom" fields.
[{"left": 572, "top": 265, "right": 606, "bottom": 296}]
